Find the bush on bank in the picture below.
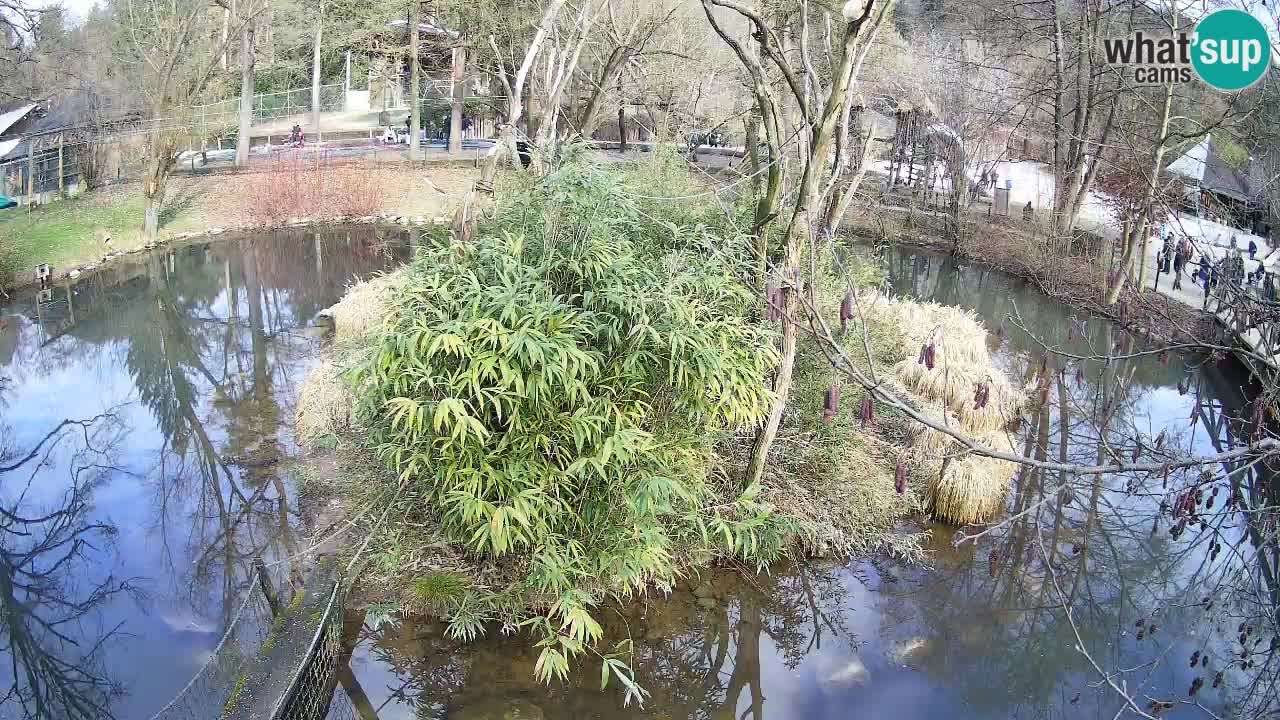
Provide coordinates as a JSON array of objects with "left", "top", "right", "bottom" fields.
[
  {"left": 304, "top": 146, "right": 1022, "bottom": 690},
  {"left": 350, "top": 149, "right": 793, "bottom": 687}
]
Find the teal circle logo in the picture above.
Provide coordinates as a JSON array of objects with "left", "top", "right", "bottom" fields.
[{"left": 1192, "top": 9, "right": 1271, "bottom": 91}]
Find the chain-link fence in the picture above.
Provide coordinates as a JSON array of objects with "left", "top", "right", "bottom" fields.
[
  {"left": 147, "top": 586, "right": 280, "bottom": 720},
  {"left": 193, "top": 85, "right": 351, "bottom": 126},
  {"left": 145, "top": 556, "right": 358, "bottom": 720},
  {"left": 269, "top": 580, "right": 345, "bottom": 720}
]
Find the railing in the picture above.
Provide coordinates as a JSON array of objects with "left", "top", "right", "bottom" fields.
[
  {"left": 270, "top": 580, "right": 345, "bottom": 720},
  {"left": 1204, "top": 273, "right": 1280, "bottom": 370}
]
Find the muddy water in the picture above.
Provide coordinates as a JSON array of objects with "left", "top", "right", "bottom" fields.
[
  {"left": 0, "top": 226, "right": 417, "bottom": 719},
  {"left": 337, "top": 247, "right": 1274, "bottom": 720}
]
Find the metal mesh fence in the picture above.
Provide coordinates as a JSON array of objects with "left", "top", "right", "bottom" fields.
[
  {"left": 147, "top": 588, "right": 278, "bottom": 720},
  {"left": 269, "top": 581, "right": 345, "bottom": 720},
  {"left": 147, "top": 568, "right": 353, "bottom": 720}
]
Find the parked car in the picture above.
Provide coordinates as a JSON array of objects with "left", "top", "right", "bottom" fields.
[{"left": 0, "top": 195, "right": 17, "bottom": 210}]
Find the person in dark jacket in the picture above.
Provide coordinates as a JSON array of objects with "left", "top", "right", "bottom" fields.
[{"left": 1249, "top": 238, "right": 1258, "bottom": 259}]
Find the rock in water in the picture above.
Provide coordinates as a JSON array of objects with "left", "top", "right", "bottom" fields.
[
  {"left": 887, "top": 637, "right": 928, "bottom": 666},
  {"left": 452, "top": 698, "right": 546, "bottom": 720},
  {"left": 819, "top": 657, "right": 870, "bottom": 689}
]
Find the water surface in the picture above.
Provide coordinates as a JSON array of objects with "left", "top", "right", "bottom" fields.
[
  {"left": 3, "top": 238, "right": 1271, "bottom": 720},
  {"left": 0, "top": 226, "right": 413, "bottom": 719},
  {"left": 333, "top": 246, "right": 1274, "bottom": 720}
]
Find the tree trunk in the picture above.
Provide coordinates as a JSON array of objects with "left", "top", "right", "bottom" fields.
[
  {"left": 449, "top": 0, "right": 565, "bottom": 240},
  {"left": 745, "top": 7, "right": 877, "bottom": 488},
  {"left": 1104, "top": 73, "right": 1176, "bottom": 305},
  {"left": 409, "top": 4, "right": 422, "bottom": 161},
  {"left": 576, "top": 48, "right": 628, "bottom": 137},
  {"left": 142, "top": 138, "right": 175, "bottom": 240},
  {"left": 235, "top": 20, "right": 255, "bottom": 167},
  {"left": 449, "top": 46, "right": 465, "bottom": 154},
  {"left": 311, "top": 3, "right": 323, "bottom": 143},
  {"left": 221, "top": 9, "right": 230, "bottom": 71}
]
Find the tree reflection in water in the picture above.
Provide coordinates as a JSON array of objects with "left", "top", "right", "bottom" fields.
[
  {"left": 0, "top": 411, "right": 138, "bottom": 719},
  {"left": 0, "top": 226, "right": 413, "bottom": 718},
  {"left": 882, "top": 247, "right": 1279, "bottom": 718},
  {"left": 342, "top": 563, "right": 857, "bottom": 720}
]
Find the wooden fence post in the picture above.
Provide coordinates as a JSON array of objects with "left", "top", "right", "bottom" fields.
[{"left": 26, "top": 144, "right": 35, "bottom": 206}]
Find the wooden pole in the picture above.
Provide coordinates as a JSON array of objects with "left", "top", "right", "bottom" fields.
[
  {"left": 449, "top": 46, "right": 465, "bottom": 154},
  {"left": 57, "top": 135, "right": 64, "bottom": 196},
  {"left": 26, "top": 143, "right": 35, "bottom": 206},
  {"left": 408, "top": 2, "right": 422, "bottom": 161}
]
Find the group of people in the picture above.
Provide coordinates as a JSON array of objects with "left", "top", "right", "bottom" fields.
[
  {"left": 377, "top": 114, "right": 475, "bottom": 147},
  {"left": 1156, "top": 230, "right": 1278, "bottom": 303},
  {"left": 1155, "top": 233, "right": 1195, "bottom": 291}
]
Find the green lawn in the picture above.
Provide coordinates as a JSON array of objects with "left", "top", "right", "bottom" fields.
[{"left": 0, "top": 184, "right": 207, "bottom": 277}]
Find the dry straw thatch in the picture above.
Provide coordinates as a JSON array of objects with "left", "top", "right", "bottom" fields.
[
  {"left": 325, "top": 274, "right": 401, "bottom": 343},
  {"left": 296, "top": 361, "right": 356, "bottom": 442},
  {"left": 880, "top": 298, "right": 1026, "bottom": 525}
]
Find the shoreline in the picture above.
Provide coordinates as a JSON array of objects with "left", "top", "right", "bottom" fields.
[
  {"left": 1, "top": 212, "right": 452, "bottom": 296},
  {"left": 844, "top": 218, "right": 1224, "bottom": 349}
]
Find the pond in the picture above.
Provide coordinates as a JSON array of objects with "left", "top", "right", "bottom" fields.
[
  {"left": 334, "top": 246, "right": 1274, "bottom": 720},
  {"left": 1, "top": 237, "right": 1272, "bottom": 719},
  {"left": 0, "top": 226, "right": 418, "bottom": 719}
]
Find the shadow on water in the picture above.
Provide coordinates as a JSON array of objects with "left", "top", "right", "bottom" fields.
[
  {"left": 0, "top": 225, "right": 423, "bottom": 719},
  {"left": 332, "top": 245, "right": 1278, "bottom": 720}
]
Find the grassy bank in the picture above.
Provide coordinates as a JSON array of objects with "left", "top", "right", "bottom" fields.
[
  {"left": 0, "top": 184, "right": 205, "bottom": 280},
  {"left": 0, "top": 165, "right": 472, "bottom": 289}
]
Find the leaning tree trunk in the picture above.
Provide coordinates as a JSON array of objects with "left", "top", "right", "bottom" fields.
[
  {"left": 575, "top": 47, "right": 628, "bottom": 138},
  {"left": 449, "top": 0, "right": 565, "bottom": 242},
  {"left": 745, "top": 7, "right": 877, "bottom": 488},
  {"left": 1104, "top": 83, "right": 1175, "bottom": 305}
]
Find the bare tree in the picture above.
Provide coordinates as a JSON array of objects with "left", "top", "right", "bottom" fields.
[
  {"left": 115, "top": 0, "right": 250, "bottom": 239},
  {"left": 699, "top": 0, "right": 894, "bottom": 488}
]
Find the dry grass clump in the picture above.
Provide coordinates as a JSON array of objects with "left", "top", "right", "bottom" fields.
[
  {"left": 326, "top": 273, "right": 401, "bottom": 343},
  {"left": 763, "top": 425, "right": 925, "bottom": 561},
  {"left": 876, "top": 298, "right": 1026, "bottom": 526},
  {"left": 894, "top": 359, "right": 1019, "bottom": 435},
  {"left": 295, "top": 361, "right": 356, "bottom": 442},
  {"left": 903, "top": 420, "right": 1019, "bottom": 525}
]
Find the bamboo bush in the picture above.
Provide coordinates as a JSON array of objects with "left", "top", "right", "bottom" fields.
[{"left": 352, "top": 151, "right": 793, "bottom": 690}]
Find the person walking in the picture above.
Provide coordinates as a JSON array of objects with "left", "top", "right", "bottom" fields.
[
  {"left": 1249, "top": 238, "right": 1258, "bottom": 260},
  {"left": 1173, "top": 245, "right": 1185, "bottom": 290}
]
